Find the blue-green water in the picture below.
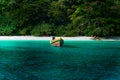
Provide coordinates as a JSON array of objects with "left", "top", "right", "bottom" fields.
[{"left": 0, "top": 40, "right": 120, "bottom": 80}]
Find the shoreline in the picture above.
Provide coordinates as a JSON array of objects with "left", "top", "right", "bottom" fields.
[{"left": 0, "top": 36, "right": 119, "bottom": 41}]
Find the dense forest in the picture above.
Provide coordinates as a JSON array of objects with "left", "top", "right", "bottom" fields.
[{"left": 0, "top": 0, "right": 120, "bottom": 36}]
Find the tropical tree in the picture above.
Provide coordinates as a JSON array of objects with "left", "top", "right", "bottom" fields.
[{"left": 70, "top": 0, "right": 120, "bottom": 36}]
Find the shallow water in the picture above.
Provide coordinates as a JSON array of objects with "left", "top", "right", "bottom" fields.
[{"left": 0, "top": 40, "right": 120, "bottom": 80}]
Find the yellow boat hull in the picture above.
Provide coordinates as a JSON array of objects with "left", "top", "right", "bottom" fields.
[{"left": 50, "top": 37, "right": 64, "bottom": 47}]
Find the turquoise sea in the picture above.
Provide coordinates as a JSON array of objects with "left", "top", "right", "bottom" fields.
[{"left": 0, "top": 40, "right": 120, "bottom": 80}]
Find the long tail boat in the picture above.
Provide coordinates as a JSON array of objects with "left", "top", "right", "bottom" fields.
[{"left": 50, "top": 37, "right": 64, "bottom": 47}]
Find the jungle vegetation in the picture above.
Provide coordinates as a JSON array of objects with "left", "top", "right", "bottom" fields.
[{"left": 0, "top": 0, "right": 120, "bottom": 36}]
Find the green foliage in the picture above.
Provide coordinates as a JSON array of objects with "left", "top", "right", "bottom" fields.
[
  {"left": 64, "top": 30, "right": 78, "bottom": 37},
  {"left": 7, "top": 0, "right": 50, "bottom": 28},
  {"left": 19, "top": 26, "right": 32, "bottom": 35},
  {"left": 48, "top": 0, "right": 69, "bottom": 25},
  {"left": 0, "top": 0, "right": 120, "bottom": 36},
  {"left": 70, "top": 0, "right": 120, "bottom": 36},
  {"left": 0, "top": 10, "right": 17, "bottom": 35},
  {"left": 54, "top": 24, "right": 79, "bottom": 36},
  {"left": 64, "top": 24, "right": 79, "bottom": 36},
  {"left": 0, "top": 24, "right": 16, "bottom": 35},
  {"left": 31, "top": 23, "right": 53, "bottom": 36},
  {"left": 54, "top": 25, "right": 66, "bottom": 36}
]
